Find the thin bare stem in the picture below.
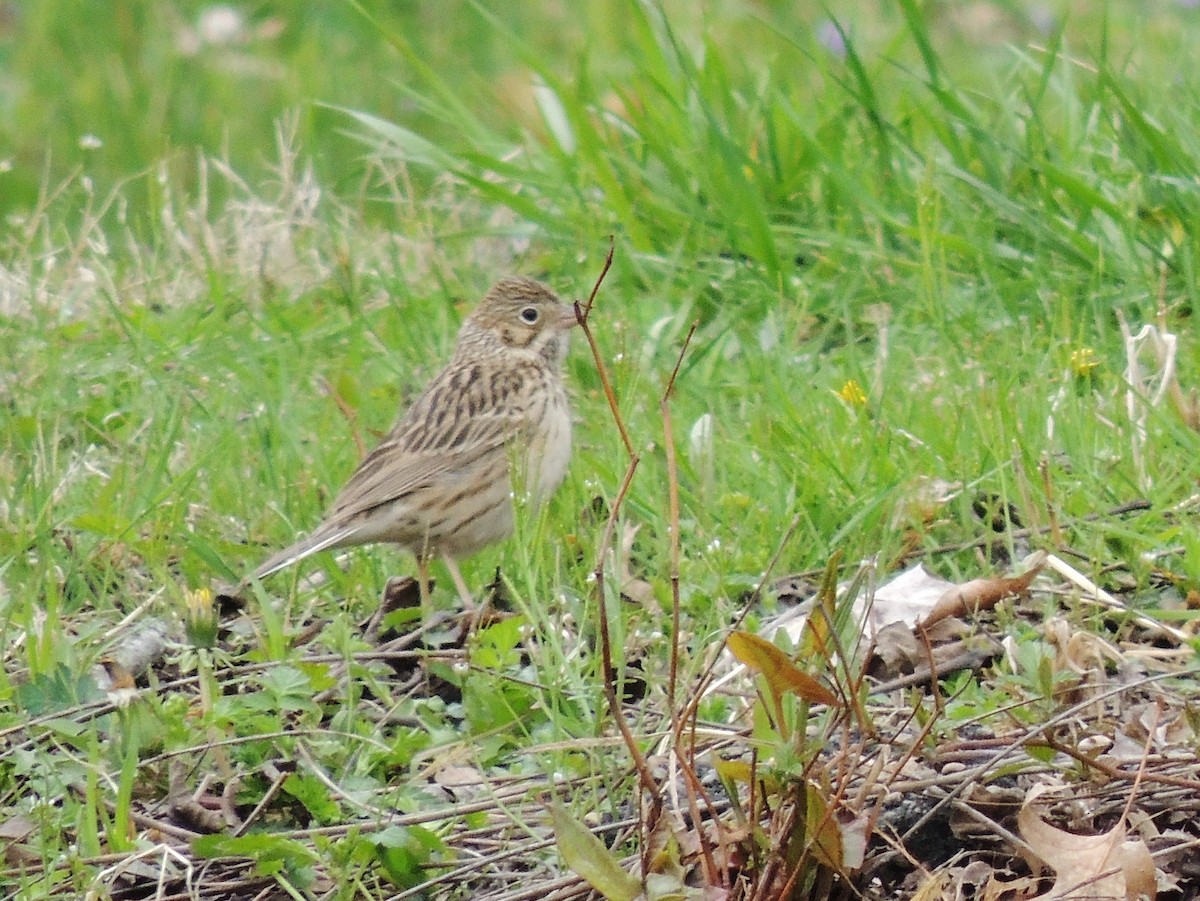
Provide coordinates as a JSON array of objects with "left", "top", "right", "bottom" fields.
[
  {"left": 660, "top": 320, "right": 697, "bottom": 723},
  {"left": 319, "top": 375, "right": 366, "bottom": 459},
  {"left": 574, "top": 239, "right": 634, "bottom": 458},
  {"left": 578, "top": 237, "right": 614, "bottom": 322},
  {"left": 661, "top": 399, "right": 681, "bottom": 717},
  {"left": 592, "top": 455, "right": 658, "bottom": 807},
  {"left": 574, "top": 242, "right": 658, "bottom": 799}
]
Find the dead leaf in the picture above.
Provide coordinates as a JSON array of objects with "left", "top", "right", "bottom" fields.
[
  {"left": 90, "top": 617, "right": 171, "bottom": 706},
  {"left": 921, "top": 552, "right": 1046, "bottom": 628},
  {"left": 1017, "top": 784, "right": 1157, "bottom": 899},
  {"left": 726, "top": 631, "right": 838, "bottom": 707},
  {"left": 838, "top": 808, "right": 871, "bottom": 871},
  {"left": 0, "top": 813, "right": 38, "bottom": 865},
  {"left": 870, "top": 563, "right": 957, "bottom": 633},
  {"left": 909, "top": 871, "right": 950, "bottom": 900},
  {"left": 981, "top": 873, "right": 1043, "bottom": 901},
  {"left": 433, "top": 765, "right": 485, "bottom": 791},
  {"left": 871, "top": 621, "right": 922, "bottom": 678}
]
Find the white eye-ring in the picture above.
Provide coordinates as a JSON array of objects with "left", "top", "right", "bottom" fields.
[{"left": 519, "top": 306, "right": 539, "bottom": 324}]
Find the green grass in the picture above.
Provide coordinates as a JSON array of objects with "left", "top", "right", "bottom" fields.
[{"left": 3, "top": 1, "right": 1200, "bottom": 897}]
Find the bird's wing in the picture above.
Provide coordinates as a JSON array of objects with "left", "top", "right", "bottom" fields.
[
  {"left": 322, "top": 364, "right": 531, "bottom": 523},
  {"left": 388, "top": 359, "right": 530, "bottom": 452}
]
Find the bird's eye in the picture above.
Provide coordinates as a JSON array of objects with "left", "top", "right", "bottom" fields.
[{"left": 519, "top": 306, "right": 540, "bottom": 324}]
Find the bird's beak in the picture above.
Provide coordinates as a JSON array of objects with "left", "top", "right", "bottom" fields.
[{"left": 560, "top": 303, "right": 583, "bottom": 329}]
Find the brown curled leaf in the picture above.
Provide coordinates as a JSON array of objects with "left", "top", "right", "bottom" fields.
[{"left": 921, "top": 551, "right": 1047, "bottom": 629}]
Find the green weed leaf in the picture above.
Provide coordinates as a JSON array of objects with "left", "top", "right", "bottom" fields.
[{"left": 551, "top": 801, "right": 640, "bottom": 901}]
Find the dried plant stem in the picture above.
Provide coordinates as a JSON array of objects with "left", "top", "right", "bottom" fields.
[
  {"left": 1040, "top": 726, "right": 1200, "bottom": 792},
  {"left": 574, "top": 240, "right": 633, "bottom": 458},
  {"left": 1039, "top": 452, "right": 1062, "bottom": 546},
  {"left": 319, "top": 375, "right": 367, "bottom": 459},
  {"left": 901, "top": 668, "right": 1200, "bottom": 841},
  {"left": 577, "top": 247, "right": 709, "bottom": 884},
  {"left": 656, "top": 321, "right": 724, "bottom": 885},
  {"left": 594, "top": 456, "right": 657, "bottom": 804},
  {"left": 661, "top": 401, "right": 681, "bottom": 717},
  {"left": 661, "top": 320, "right": 697, "bottom": 722},
  {"left": 574, "top": 242, "right": 657, "bottom": 805}
]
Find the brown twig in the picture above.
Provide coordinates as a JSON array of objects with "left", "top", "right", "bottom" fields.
[
  {"left": 574, "top": 238, "right": 633, "bottom": 458},
  {"left": 677, "top": 750, "right": 724, "bottom": 888},
  {"left": 1038, "top": 452, "right": 1062, "bottom": 547},
  {"left": 574, "top": 242, "right": 657, "bottom": 811},
  {"left": 319, "top": 375, "right": 367, "bottom": 459},
  {"left": 1038, "top": 727, "right": 1200, "bottom": 793},
  {"left": 576, "top": 237, "right": 613, "bottom": 322},
  {"left": 657, "top": 321, "right": 720, "bottom": 883},
  {"left": 661, "top": 319, "right": 698, "bottom": 722},
  {"left": 900, "top": 667, "right": 1200, "bottom": 842}
]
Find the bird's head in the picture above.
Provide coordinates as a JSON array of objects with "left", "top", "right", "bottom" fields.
[{"left": 460, "top": 277, "right": 578, "bottom": 366}]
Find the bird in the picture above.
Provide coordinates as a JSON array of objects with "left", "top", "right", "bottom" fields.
[{"left": 249, "top": 276, "right": 578, "bottom": 611}]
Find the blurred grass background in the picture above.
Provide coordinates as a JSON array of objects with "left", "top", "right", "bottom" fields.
[{"left": 3, "top": 1, "right": 1197, "bottom": 222}]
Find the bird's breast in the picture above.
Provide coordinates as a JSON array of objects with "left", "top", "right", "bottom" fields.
[{"left": 525, "top": 381, "right": 572, "bottom": 504}]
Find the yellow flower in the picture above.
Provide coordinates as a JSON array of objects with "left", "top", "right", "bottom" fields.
[
  {"left": 836, "top": 379, "right": 868, "bottom": 407},
  {"left": 184, "top": 587, "right": 219, "bottom": 649},
  {"left": 1070, "top": 347, "right": 1100, "bottom": 377}
]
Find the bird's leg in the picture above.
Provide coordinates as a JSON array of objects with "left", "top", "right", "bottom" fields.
[
  {"left": 442, "top": 556, "right": 477, "bottom": 613},
  {"left": 416, "top": 556, "right": 432, "bottom": 611}
]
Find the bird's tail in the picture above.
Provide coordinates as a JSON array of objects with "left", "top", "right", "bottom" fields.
[{"left": 247, "top": 523, "right": 360, "bottom": 584}]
